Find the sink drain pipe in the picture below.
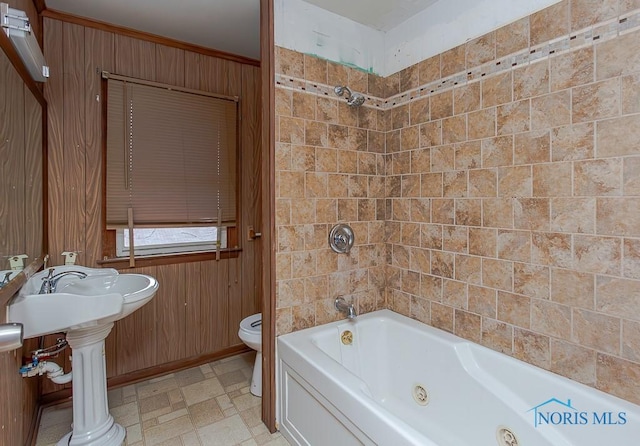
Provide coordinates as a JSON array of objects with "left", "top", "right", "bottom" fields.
[{"left": 19, "top": 337, "right": 72, "bottom": 384}]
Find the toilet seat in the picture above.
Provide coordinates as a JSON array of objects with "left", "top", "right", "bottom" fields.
[{"left": 239, "top": 313, "right": 261, "bottom": 337}]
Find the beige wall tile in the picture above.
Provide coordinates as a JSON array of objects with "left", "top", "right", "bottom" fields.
[
  {"left": 572, "top": 308, "right": 621, "bottom": 354},
  {"left": 531, "top": 90, "right": 571, "bottom": 130},
  {"left": 572, "top": 78, "right": 620, "bottom": 124},
  {"left": 514, "top": 262, "right": 550, "bottom": 300},
  {"left": 550, "top": 47, "right": 594, "bottom": 91},
  {"left": 497, "top": 100, "right": 530, "bottom": 135},
  {"left": 498, "top": 166, "right": 532, "bottom": 198},
  {"left": 418, "top": 56, "right": 441, "bottom": 85},
  {"left": 570, "top": 0, "right": 618, "bottom": 31},
  {"left": 514, "top": 198, "right": 549, "bottom": 231},
  {"left": 530, "top": 1, "right": 569, "bottom": 46},
  {"left": 455, "top": 199, "right": 482, "bottom": 227},
  {"left": 468, "top": 285, "right": 497, "bottom": 318},
  {"left": 622, "top": 319, "right": 640, "bottom": 362},
  {"left": 550, "top": 339, "right": 596, "bottom": 385},
  {"left": 454, "top": 83, "right": 481, "bottom": 115},
  {"left": 551, "top": 123, "right": 594, "bottom": 161},
  {"left": 596, "top": 29, "right": 640, "bottom": 80},
  {"left": 513, "top": 60, "right": 549, "bottom": 100},
  {"left": 304, "top": 54, "right": 327, "bottom": 84},
  {"left": 596, "top": 198, "right": 640, "bottom": 237},
  {"left": 550, "top": 197, "right": 595, "bottom": 234},
  {"left": 466, "top": 33, "right": 496, "bottom": 67},
  {"left": 430, "top": 90, "right": 454, "bottom": 120},
  {"left": 533, "top": 163, "right": 572, "bottom": 197},
  {"left": 454, "top": 309, "right": 482, "bottom": 342},
  {"left": 596, "top": 114, "right": 640, "bottom": 157},
  {"left": 596, "top": 275, "right": 640, "bottom": 321},
  {"left": 596, "top": 354, "right": 640, "bottom": 404},
  {"left": 498, "top": 230, "right": 532, "bottom": 263},
  {"left": 442, "top": 279, "right": 467, "bottom": 309},
  {"left": 482, "top": 258, "right": 513, "bottom": 291},
  {"left": 497, "top": 291, "right": 531, "bottom": 328},
  {"left": 275, "top": 47, "right": 303, "bottom": 77},
  {"left": 468, "top": 108, "right": 496, "bottom": 140},
  {"left": 573, "top": 159, "right": 622, "bottom": 196},
  {"left": 431, "top": 302, "right": 454, "bottom": 332},
  {"left": 531, "top": 232, "right": 573, "bottom": 268},
  {"left": 481, "top": 318, "right": 513, "bottom": 354},
  {"left": 419, "top": 125, "right": 443, "bottom": 152},
  {"left": 496, "top": 17, "right": 530, "bottom": 59},
  {"left": 481, "top": 72, "right": 513, "bottom": 108},
  {"left": 481, "top": 135, "right": 513, "bottom": 167},
  {"left": 574, "top": 234, "right": 621, "bottom": 275},
  {"left": 482, "top": 198, "right": 514, "bottom": 228},
  {"left": 551, "top": 268, "right": 594, "bottom": 309},
  {"left": 514, "top": 328, "right": 550, "bottom": 369},
  {"left": 441, "top": 44, "right": 466, "bottom": 77},
  {"left": 469, "top": 227, "right": 497, "bottom": 257},
  {"left": 531, "top": 299, "right": 572, "bottom": 339},
  {"left": 623, "top": 238, "right": 640, "bottom": 279}
]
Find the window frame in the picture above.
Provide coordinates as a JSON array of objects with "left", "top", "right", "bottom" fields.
[{"left": 100, "top": 73, "right": 242, "bottom": 265}]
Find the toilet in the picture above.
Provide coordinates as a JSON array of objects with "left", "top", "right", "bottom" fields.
[{"left": 238, "top": 313, "right": 262, "bottom": 397}]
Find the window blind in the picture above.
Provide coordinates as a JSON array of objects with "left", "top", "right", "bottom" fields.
[{"left": 105, "top": 77, "right": 238, "bottom": 227}]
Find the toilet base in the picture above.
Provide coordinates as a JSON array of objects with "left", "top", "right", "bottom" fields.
[{"left": 251, "top": 351, "right": 262, "bottom": 397}]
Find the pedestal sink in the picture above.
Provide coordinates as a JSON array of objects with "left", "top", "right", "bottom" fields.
[{"left": 7, "top": 266, "right": 159, "bottom": 446}]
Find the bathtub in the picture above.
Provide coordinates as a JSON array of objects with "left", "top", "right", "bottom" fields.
[{"left": 277, "top": 309, "right": 640, "bottom": 446}]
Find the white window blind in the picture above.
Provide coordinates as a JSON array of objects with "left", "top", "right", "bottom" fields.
[{"left": 105, "top": 76, "right": 238, "bottom": 227}]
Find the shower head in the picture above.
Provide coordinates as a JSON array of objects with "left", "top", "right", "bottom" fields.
[
  {"left": 347, "top": 92, "right": 365, "bottom": 107},
  {"left": 334, "top": 85, "right": 365, "bottom": 107}
]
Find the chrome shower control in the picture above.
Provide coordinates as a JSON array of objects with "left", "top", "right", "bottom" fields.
[{"left": 329, "top": 224, "right": 355, "bottom": 254}]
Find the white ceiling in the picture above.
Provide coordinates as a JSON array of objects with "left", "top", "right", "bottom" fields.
[
  {"left": 44, "top": 0, "right": 440, "bottom": 60},
  {"left": 302, "top": 0, "right": 439, "bottom": 31}
]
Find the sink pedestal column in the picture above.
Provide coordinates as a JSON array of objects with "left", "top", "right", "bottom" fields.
[{"left": 57, "top": 323, "right": 125, "bottom": 446}]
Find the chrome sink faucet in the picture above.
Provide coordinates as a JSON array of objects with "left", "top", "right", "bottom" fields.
[
  {"left": 0, "top": 272, "right": 12, "bottom": 288},
  {"left": 335, "top": 296, "right": 357, "bottom": 319},
  {"left": 39, "top": 268, "right": 88, "bottom": 294}
]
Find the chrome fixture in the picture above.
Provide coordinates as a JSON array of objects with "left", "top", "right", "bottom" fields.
[
  {"left": 0, "top": 323, "right": 23, "bottom": 352},
  {"left": 39, "top": 268, "right": 88, "bottom": 294},
  {"left": 0, "top": 271, "right": 12, "bottom": 288},
  {"left": 334, "top": 85, "right": 365, "bottom": 107},
  {"left": 335, "top": 296, "right": 357, "bottom": 319},
  {"left": 1, "top": 3, "right": 49, "bottom": 82},
  {"left": 329, "top": 223, "right": 355, "bottom": 254}
]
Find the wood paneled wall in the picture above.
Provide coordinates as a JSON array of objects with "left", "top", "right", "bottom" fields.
[
  {"left": 41, "top": 17, "right": 262, "bottom": 394},
  {"left": 0, "top": 3, "right": 43, "bottom": 444}
]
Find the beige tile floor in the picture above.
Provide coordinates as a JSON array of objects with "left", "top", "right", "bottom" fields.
[{"left": 35, "top": 352, "right": 290, "bottom": 446}]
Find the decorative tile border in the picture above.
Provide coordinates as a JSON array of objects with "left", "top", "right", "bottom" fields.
[{"left": 276, "top": 7, "right": 640, "bottom": 111}]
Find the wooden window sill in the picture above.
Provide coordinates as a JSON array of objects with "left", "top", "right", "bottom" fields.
[{"left": 97, "top": 248, "right": 242, "bottom": 269}]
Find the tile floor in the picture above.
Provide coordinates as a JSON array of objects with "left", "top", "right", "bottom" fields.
[{"left": 35, "top": 352, "right": 291, "bottom": 446}]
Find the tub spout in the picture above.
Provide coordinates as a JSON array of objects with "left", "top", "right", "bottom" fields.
[{"left": 335, "top": 297, "right": 357, "bottom": 319}]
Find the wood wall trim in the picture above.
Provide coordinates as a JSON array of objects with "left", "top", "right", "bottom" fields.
[
  {"left": 41, "top": 9, "right": 261, "bottom": 67},
  {"left": 260, "top": 0, "right": 276, "bottom": 433},
  {"left": 39, "top": 344, "right": 250, "bottom": 407}
]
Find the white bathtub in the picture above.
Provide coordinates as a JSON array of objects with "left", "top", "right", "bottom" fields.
[{"left": 277, "top": 310, "right": 640, "bottom": 446}]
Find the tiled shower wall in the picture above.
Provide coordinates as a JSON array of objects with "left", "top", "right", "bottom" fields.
[
  {"left": 274, "top": 50, "right": 389, "bottom": 334},
  {"left": 275, "top": 0, "right": 640, "bottom": 404}
]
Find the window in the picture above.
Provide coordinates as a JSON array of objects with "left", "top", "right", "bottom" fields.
[{"left": 104, "top": 73, "right": 238, "bottom": 259}]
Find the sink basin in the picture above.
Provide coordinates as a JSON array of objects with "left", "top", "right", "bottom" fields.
[
  {"left": 59, "top": 274, "right": 158, "bottom": 322},
  {"left": 7, "top": 269, "right": 158, "bottom": 338}
]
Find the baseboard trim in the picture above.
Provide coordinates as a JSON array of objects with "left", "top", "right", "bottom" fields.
[{"left": 37, "top": 344, "right": 251, "bottom": 407}]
